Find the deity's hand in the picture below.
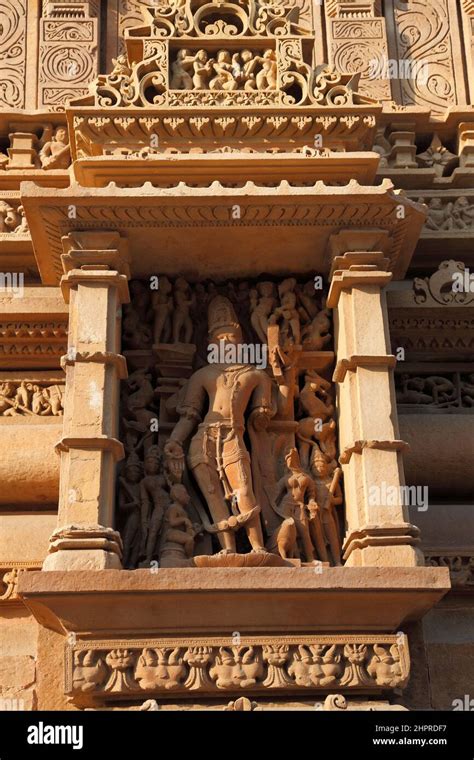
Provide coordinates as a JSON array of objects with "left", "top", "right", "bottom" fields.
[
  {"left": 249, "top": 407, "right": 271, "bottom": 431},
  {"left": 164, "top": 440, "right": 185, "bottom": 481}
]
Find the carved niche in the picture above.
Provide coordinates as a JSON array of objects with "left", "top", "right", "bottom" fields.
[
  {"left": 77, "top": 0, "right": 374, "bottom": 109},
  {"left": 117, "top": 276, "right": 343, "bottom": 571}
]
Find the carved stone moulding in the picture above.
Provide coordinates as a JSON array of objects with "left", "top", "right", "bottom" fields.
[
  {"left": 67, "top": 108, "right": 380, "bottom": 158},
  {"left": 424, "top": 551, "right": 474, "bottom": 590},
  {"left": 18, "top": 567, "right": 450, "bottom": 639},
  {"left": 0, "top": 286, "right": 68, "bottom": 369},
  {"left": 406, "top": 191, "right": 474, "bottom": 269},
  {"left": 72, "top": 151, "right": 381, "bottom": 189},
  {"left": 20, "top": 180, "right": 426, "bottom": 285},
  {"left": 124, "top": 0, "right": 315, "bottom": 43},
  {"left": 387, "top": 263, "right": 474, "bottom": 362},
  {"left": 64, "top": 633, "right": 410, "bottom": 704}
]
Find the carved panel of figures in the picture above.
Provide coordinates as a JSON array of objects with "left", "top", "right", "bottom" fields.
[
  {"left": 118, "top": 276, "right": 342, "bottom": 570},
  {"left": 0, "top": 378, "right": 64, "bottom": 416},
  {"left": 395, "top": 370, "right": 474, "bottom": 411},
  {"left": 38, "top": 0, "right": 99, "bottom": 109}
]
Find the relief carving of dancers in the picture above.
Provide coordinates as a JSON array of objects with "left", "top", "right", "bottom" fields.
[{"left": 164, "top": 295, "right": 274, "bottom": 554}]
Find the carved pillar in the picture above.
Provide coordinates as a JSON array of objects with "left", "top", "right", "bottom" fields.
[
  {"left": 328, "top": 251, "right": 423, "bottom": 568},
  {"left": 43, "top": 232, "right": 130, "bottom": 571},
  {"left": 324, "top": 0, "right": 391, "bottom": 101}
]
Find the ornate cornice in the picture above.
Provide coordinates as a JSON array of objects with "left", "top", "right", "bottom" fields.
[{"left": 21, "top": 179, "right": 425, "bottom": 284}]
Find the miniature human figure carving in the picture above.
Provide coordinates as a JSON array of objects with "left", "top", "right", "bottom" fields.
[
  {"left": 31, "top": 384, "right": 52, "bottom": 415},
  {"left": 151, "top": 276, "right": 173, "bottom": 344},
  {"left": 41, "top": 384, "right": 64, "bottom": 415},
  {"left": 271, "top": 448, "right": 318, "bottom": 561},
  {"left": 122, "top": 302, "right": 152, "bottom": 349},
  {"left": 422, "top": 197, "right": 454, "bottom": 231},
  {"left": 118, "top": 453, "right": 143, "bottom": 569},
  {"left": 269, "top": 279, "right": 301, "bottom": 347},
  {"left": 210, "top": 50, "right": 238, "bottom": 91},
  {"left": 160, "top": 484, "right": 196, "bottom": 559},
  {"left": 172, "top": 278, "right": 194, "bottom": 343},
  {"left": 0, "top": 201, "right": 19, "bottom": 232},
  {"left": 297, "top": 280, "right": 319, "bottom": 322},
  {"left": 0, "top": 382, "right": 18, "bottom": 415},
  {"left": 140, "top": 446, "right": 170, "bottom": 563},
  {"left": 451, "top": 196, "right": 474, "bottom": 229},
  {"left": 250, "top": 281, "right": 275, "bottom": 343},
  {"left": 423, "top": 375, "right": 456, "bottom": 405},
  {"left": 170, "top": 49, "right": 195, "bottom": 89},
  {"left": 256, "top": 49, "right": 277, "bottom": 90},
  {"left": 312, "top": 451, "right": 343, "bottom": 566},
  {"left": 164, "top": 296, "right": 273, "bottom": 554},
  {"left": 396, "top": 374, "right": 433, "bottom": 405},
  {"left": 301, "top": 307, "right": 332, "bottom": 350},
  {"left": 296, "top": 372, "right": 334, "bottom": 469},
  {"left": 123, "top": 369, "right": 156, "bottom": 453},
  {"left": 15, "top": 205, "right": 29, "bottom": 234},
  {"left": 39, "top": 126, "right": 71, "bottom": 170},
  {"left": 193, "top": 49, "right": 214, "bottom": 89},
  {"left": 240, "top": 49, "right": 259, "bottom": 90}
]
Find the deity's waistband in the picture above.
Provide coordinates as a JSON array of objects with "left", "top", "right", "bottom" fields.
[{"left": 197, "top": 421, "right": 244, "bottom": 431}]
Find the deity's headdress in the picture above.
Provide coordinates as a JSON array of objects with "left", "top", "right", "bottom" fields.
[
  {"left": 144, "top": 445, "right": 161, "bottom": 465},
  {"left": 207, "top": 295, "right": 240, "bottom": 337}
]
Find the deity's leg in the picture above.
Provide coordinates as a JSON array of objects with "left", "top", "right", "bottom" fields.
[
  {"left": 224, "top": 459, "right": 265, "bottom": 552},
  {"left": 192, "top": 462, "right": 236, "bottom": 552}
]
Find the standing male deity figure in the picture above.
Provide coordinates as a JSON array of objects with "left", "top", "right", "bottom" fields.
[{"left": 164, "top": 296, "right": 274, "bottom": 554}]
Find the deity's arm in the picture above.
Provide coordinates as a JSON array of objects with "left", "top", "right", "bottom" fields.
[
  {"left": 167, "top": 371, "right": 206, "bottom": 445},
  {"left": 248, "top": 370, "right": 275, "bottom": 429}
]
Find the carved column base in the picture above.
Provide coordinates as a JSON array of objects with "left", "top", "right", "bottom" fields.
[
  {"left": 343, "top": 523, "right": 423, "bottom": 567},
  {"left": 42, "top": 525, "right": 123, "bottom": 571}
]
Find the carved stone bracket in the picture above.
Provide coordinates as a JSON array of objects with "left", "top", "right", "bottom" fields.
[{"left": 0, "top": 561, "right": 42, "bottom": 604}]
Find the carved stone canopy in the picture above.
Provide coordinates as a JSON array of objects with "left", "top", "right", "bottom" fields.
[{"left": 21, "top": 179, "right": 426, "bottom": 284}]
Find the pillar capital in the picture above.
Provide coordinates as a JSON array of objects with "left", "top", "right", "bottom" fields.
[{"left": 328, "top": 252, "right": 392, "bottom": 308}]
